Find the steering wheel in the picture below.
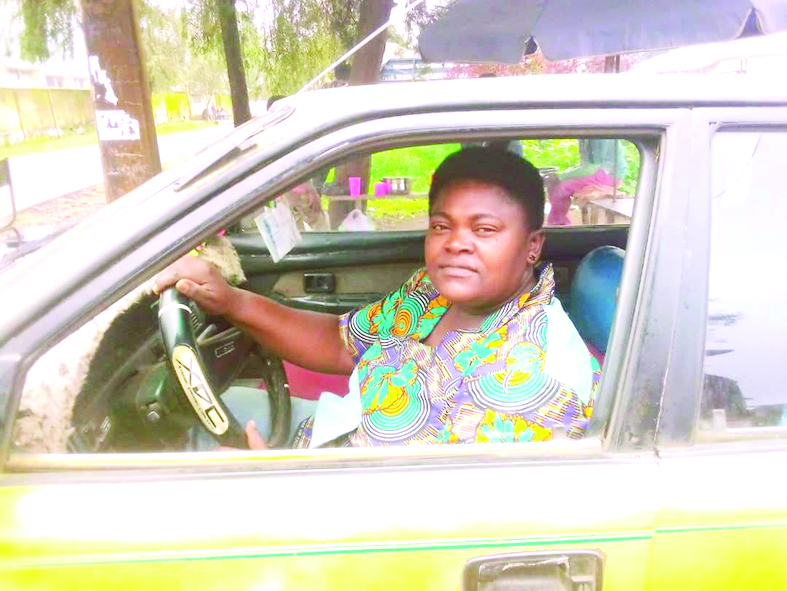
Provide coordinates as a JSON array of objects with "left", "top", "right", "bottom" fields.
[{"left": 158, "top": 287, "right": 291, "bottom": 449}]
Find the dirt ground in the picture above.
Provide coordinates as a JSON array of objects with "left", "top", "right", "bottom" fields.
[
  {"left": 3, "top": 154, "right": 196, "bottom": 235},
  {"left": 9, "top": 183, "right": 107, "bottom": 231}
]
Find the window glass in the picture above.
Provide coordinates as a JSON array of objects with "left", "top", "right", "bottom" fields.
[
  {"left": 700, "top": 131, "right": 787, "bottom": 432},
  {"left": 269, "top": 139, "right": 639, "bottom": 233}
]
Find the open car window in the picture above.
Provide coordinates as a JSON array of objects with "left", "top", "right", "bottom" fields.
[
  {"left": 251, "top": 139, "right": 640, "bottom": 233},
  {"left": 10, "top": 131, "right": 647, "bottom": 460}
]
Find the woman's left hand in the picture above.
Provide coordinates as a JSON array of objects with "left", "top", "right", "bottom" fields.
[{"left": 215, "top": 420, "right": 268, "bottom": 451}]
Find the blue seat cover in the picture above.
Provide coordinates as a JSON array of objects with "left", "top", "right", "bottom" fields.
[{"left": 568, "top": 246, "right": 625, "bottom": 354}]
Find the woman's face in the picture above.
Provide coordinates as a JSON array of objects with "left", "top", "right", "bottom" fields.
[{"left": 425, "top": 179, "right": 545, "bottom": 314}]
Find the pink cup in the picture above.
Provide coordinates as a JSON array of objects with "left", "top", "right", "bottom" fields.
[
  {"left": 348, "top": 176, "right": 361, "bottom": 198},
  {"left": 374, "top": 182, "right": 387, "bottom": 197}
]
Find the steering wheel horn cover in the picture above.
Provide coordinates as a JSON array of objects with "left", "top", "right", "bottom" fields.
[
  {"left": 159, "top": 288, "right": 248, "bottom": 448},
  {"left": 158, "top": 286, "right": 292, "bottom": 449},
  {"left": 171, "top": 344, "right": 230, "bottom": 435}
]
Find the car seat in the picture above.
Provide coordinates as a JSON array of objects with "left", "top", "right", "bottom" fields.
[{"left": 568, "top": 246, "right": 625, "bottom": 364}]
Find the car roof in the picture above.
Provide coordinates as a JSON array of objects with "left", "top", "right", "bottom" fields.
[{"left": 285, "top": 73, "right": 787, "bottom": 119}]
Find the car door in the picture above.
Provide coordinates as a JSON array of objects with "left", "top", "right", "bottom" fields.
[
  {"left": 0, "top": 106, "right": 692, "bottom": 590},
  {"left": 649, "top": 108, "right": 787, "bottom": 590}
]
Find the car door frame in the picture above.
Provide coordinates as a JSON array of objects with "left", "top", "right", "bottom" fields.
[
  {"left": 3, "top": 106, "right": 685, "bottom": 461},
  {"left": 1, "top": 105, "right": 694, "bottom": 590}
]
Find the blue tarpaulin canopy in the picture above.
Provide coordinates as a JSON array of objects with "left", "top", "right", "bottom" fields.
[{"left": 418, "top": 0, "right": 787, "bottom": 63}]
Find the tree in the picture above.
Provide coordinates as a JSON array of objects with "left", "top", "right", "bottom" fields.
[
  {"left": 138, "top": 2, "right": 231, "bottom": 120},
  {"left": 139, "top": 3, "right": 190, "bottom": 93},
  {"left": 253, "top": 0, "right": 366, "bottom": 97},
  {"left": 13, "top": 0, "right": 161, "bottom": 201},
  {"left": 346, "top": 0, "right": 394, "bottom": 86},
  {"left": 81, "top": 0, "right": 162, "bottom": 200},
  {"left": 185, "top": 0, "right": 253, "bottom": 126},
  {"left": 329, "top": 0, "right": 394, "bottom": 228},
  {"left": 17, "top": 0, "right": 78, "bottom": 62},
  {"left": 216, "top": 0, "right": 250, "bottom": 124},
  {"left": 256, "top": 0, "right": 347, "bottom": 96}
]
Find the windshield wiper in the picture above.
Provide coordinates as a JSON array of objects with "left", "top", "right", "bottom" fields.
[{"left": 173, "top": 105, "right": 295, "bottom": 191}]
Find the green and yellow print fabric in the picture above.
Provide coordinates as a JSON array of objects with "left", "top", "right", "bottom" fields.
[{"left": 295, "top": 265, "right": 598, "bottom": 447}]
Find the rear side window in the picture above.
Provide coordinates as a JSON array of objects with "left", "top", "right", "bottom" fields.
[{"left": 700, "top": 130, "right": 787, "bottom": 435}]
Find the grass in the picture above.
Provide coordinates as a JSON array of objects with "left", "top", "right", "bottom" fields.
[
  {"left": 369, "top": 143, "right": 462, "bottom": 194},
  {"left": 0, "top": 130, "right": 99, "bottom": 160},
  {"left": 0, "top": 120, "right": 221, "bottom": 161},
  {"left": 365, "top": 143, "right": 460, "bottom": 226},
  {"left": 358, "top": 140, "right": 641, "bottom": 226},
  {"left": 155, "top": 120, "right": 220, "bottom": 136}
]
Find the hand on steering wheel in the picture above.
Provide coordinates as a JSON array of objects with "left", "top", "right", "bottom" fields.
[
  {"left": 155, "top": 256, "right": 291, "bottom": 449},
  {"left": 159, "top": 287, "right": 251, "bottom": 448}
]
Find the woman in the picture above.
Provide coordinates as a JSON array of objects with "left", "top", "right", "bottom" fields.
[{"left": 155, "top": 147, "right": 596, "bottom": 449}]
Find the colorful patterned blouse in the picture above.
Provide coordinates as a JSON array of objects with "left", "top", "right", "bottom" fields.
[{"left": 293, "top": 264, "right": 599, "bottom": 447}]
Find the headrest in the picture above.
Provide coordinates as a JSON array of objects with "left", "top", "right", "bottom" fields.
[{"left": 569, "top": 246, "right": 625, "bottom": 353}]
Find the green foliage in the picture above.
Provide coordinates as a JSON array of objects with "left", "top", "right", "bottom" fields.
[
  {"left": 17, "top": 0, "right": 78, "bottom": 62},
  {"left": 140, "top": 3, "right": 189, "bottom": 92},
  {"left": 522, "top": 138, "right": 640, "bottom": 195},
  {"left": 521, "top": 139, "right": 581, "bottom": 171},
  {"left": 361, "top": 140, "right": 641, "bottom": 225},
  {"left": 256, "top": 0, "right": 352, "bottom": 96},
  {"left": 184, "top": 0, "right": 222, "bottom": 56},
  {"left": 619, "top": 141, "right": 640, "bottom": 195},
  {"left": 141, "top": 2, "right": 229, "bottom": 98},
  {"left": 369, "top": 143, "right": 460, "bottom": 193},
  {"left": 325, "top": 0, "right": 362, "bottom": 51},
  {"left": 183, "top": 0, "right": 269, "bottom": 98},
  {"left": 365, "top": 143, "right": 457, "bottom": 225},
  {"left": 11, "top": 0, "right": 363, "bottom": 100}
]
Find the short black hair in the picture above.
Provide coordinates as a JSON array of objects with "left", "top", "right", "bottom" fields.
[{"left": 428, "top": 146, "right": 545, "bottom": 230}]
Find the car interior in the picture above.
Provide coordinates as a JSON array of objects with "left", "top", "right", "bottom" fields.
[{"left": 12, "top": 135, "right": 641, "bottom": 455}]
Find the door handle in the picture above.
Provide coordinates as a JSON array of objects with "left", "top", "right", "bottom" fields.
[
  {"left": 462, "top": 550, "right": 605, "bottom": 591},
  {"left": 304, "top": 272, "right": 336, "bottom": 294}
]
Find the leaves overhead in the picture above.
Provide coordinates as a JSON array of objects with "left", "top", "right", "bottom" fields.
[
  {"left": 18, "top": 0, "right": 78, "bottom": 62},
  {"left": 257, "top": 0, "right": 362, "bottom": 96},
  {"left": 139, "top": 1, "right": 229, "bottom": 97},
  {"left": 12, "top": 0, "right": 370, "bottom": 97}
]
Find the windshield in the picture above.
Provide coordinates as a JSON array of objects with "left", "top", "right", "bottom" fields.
[{"left": 0, "top": 103, "right": 295, "bottom": 274}]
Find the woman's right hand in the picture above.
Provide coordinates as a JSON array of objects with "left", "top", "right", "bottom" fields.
[{"left": 153, "top": 255, "right": 237, "bottom": 317}]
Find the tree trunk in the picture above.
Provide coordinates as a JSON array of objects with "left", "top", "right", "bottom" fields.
[
  {"left": 216, "top": 0, "right": 252, "bottom": 126},
  {"left": 330, "top": 0, "right": 394, "bottom": 228},
  {"left": 347, "top": 0, "right": 394, "bottom": 86},
  {"left": 82, "top": 0, "right": 162, "bottom": 202}
]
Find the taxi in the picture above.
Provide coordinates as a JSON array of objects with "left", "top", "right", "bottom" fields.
[{"left": 1, "top": 74, "right": 786, "bottom": 590}]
